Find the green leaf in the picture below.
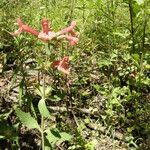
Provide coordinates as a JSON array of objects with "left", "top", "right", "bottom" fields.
[
  {"left": 49, "top": 95, "right": 62, "bottom": 102},
  {"left": 38, "top": 99, "right": 50, "bottom": 118},
  {"left": 0, "top": 136, "right": 5, "bottom": 139},
  {"left": 111, "top": 98, "right": 121, "bottom": 106},
  {"left": 145, "top": 64, "right": 150, "bottom": 69},
  {"left": 60, "top": 132, "right": 72, "bottom": 141},
  {"left": 98, "top": 59, "right": 112, "bottom": 67},
  {"left": 45, "top": 128, "right": 72, "bottom": 146},
  {"left": 35, "top": 86, "right": 43, "bottom": 98},
  {"left": 45, "top": 129, "right": 61, "bottom": 145},
  {"left": 135, "top": 0, "right": 144, "bottom": 5},
  {"left": 58, "top": 132, "right": 72, "bottom": 144},
  {"left": 127, "top": 126, "right": 135, "bottom": 133},
  {"left": 35, "top": 86, "right": 53, "bottom": 99},
  {"left": 15, "top": 108, "right": 40, "bottom": 130},
  {"left": 132, "top": 53, "right": 140, "bottom": 62},
  {"left": 45, "top": 86, "right": 53, "bottom": 98},
  {"left": 0, "top": 121, "right": 18, "bottom": 140},
  {"left": 19, "top": 81, "right": 23, "bottom": 102}
]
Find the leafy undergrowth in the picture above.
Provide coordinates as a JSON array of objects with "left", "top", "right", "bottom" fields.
[{"left": 0, "top": 0, "right": 150, "bottom": 150}]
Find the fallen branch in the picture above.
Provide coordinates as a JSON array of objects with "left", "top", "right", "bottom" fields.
[{"left": 48, "top": 106, "right": 100, "bottom": 116}]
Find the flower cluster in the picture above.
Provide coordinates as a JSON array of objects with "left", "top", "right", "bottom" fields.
[
  {"left": 51, "top": 56, "right": 70, "bottom": 75},
  {"left": 11, "top": 18, "right": 79, "bottom": 74},
  {"left": 11, "top": 18, "right": 79, "bottom": 45}
]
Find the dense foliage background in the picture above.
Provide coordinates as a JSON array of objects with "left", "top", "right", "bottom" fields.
[{"left": 0, "top": 0, "right": 150, "bottom": 149}]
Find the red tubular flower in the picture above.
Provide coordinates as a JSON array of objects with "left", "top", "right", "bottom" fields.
[
  {"left": 11, "top": 18, "right": 39, "bottom": 36},
  {"left": 65, "top": 36, "right": 79, "bottom": 45},
  {"left": 38, "top": 31, "right": 57, "bottom": 41},
  {"left": 51, "top": 56, "right": 70, "bottom": 75},
  {"left": 57, "top": 21, "right": 76, "bottom": 35},
  {"left": 69, "top": 30, "right": 77, "bottom": 36},
  {"left": 41, "top": 18, "right": 51, "bottom": 34},
  {"left": 11, "top": 18, "right": 78, "bottom": 46},
  {"left": 57, "top": 35, "right": 79, "bottom": 45},
  {"left": 38, "top": 19, "right": 57, "bottom": 41},
  {"left": 11, "top": 28, "right": 23, "bottom": 36},
  {"left": 21, "top": 24, "right": 39, "bottom": 36}
]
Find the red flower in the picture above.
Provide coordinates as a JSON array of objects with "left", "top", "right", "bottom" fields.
[
  {"left": 11, "top": 18, "right": 79, "bottom": 45},
  {"left": 57, "top": 21, "right": 76, "bottom": 35},
  {"left": 38, "top": 31, "right": 56, "bottom": 41},
  {"left": 41, "top": 18, "right": 51, "bottom": 34},
  {"left": 57, "top": 35, "right": 79, "bottom": 45},
  {"left": 51, "top": 56, "right": 70, "bottom": 75},
  {"left": 69, "top": 30, "right": 77, "bottom": 36},
  {"left": 65, "top": 36, "right": 79, "bottom": 45},
  {"left": 11, "top": 18, "right": 39, "bottom": 36},
  {"left": 38, "top": 19, "right": 57, "bottom": 41}
]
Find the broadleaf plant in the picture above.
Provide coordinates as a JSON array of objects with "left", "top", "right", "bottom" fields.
[
  {"left": 10, "top": 17, "right": 78, "bottom": 149},
  {"left": 38, "top": 99, "right": 50, "bottom": 118},
  {"left": 15, "top": 108, "right": 40, "bottom": 130}
]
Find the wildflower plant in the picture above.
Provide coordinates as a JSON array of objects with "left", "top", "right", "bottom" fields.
[{"left": 10, "top": 18, "right": 79, "bottom": 149}]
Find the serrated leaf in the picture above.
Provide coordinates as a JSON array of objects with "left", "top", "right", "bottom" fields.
[
  {"left": 15, "top": 108, "right": 40, "bottom": 130},
  {"left": 45, "top": 129, "right": 61, "bottom": 145},
  {"left": 45, "top": 129, "right": 72, "bottom": 145},
  {"left": 38, "top": 99, "right": 50, "bottom": 118}
]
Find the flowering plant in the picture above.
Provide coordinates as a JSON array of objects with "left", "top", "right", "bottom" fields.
[
  {"left": 11, "top": 18, "right": 79, "bottom": 74},
  {"left": 10, "top": 18, "right": 79, "bottom": 149}
]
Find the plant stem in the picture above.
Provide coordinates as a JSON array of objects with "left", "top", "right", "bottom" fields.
[
  {"left": 45, "top": 0, "right": 48, "bottom": 18},
  {"left": 41, "top": 72, "right": 46, "bottom": 150},
  {"left": 111, "top": 0, "right": 115, "bottom": 50},
  {"left": 139, "top": 0, "right": 147, "bottom": 90},
  {"left": 69, "top": 0, "right": 75, "bottom": 21},
  {"left": 128, "top": 0, "right": 135, "bottom": 54},
  {"left": 82, "top": 0, "right": 85, "bottom": 23},
  {"left": 141, "top": 0, "right": 147, "bottom": 51},
  {"left": 41, "top": 115, "right": 45, "bottom": 150}
]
